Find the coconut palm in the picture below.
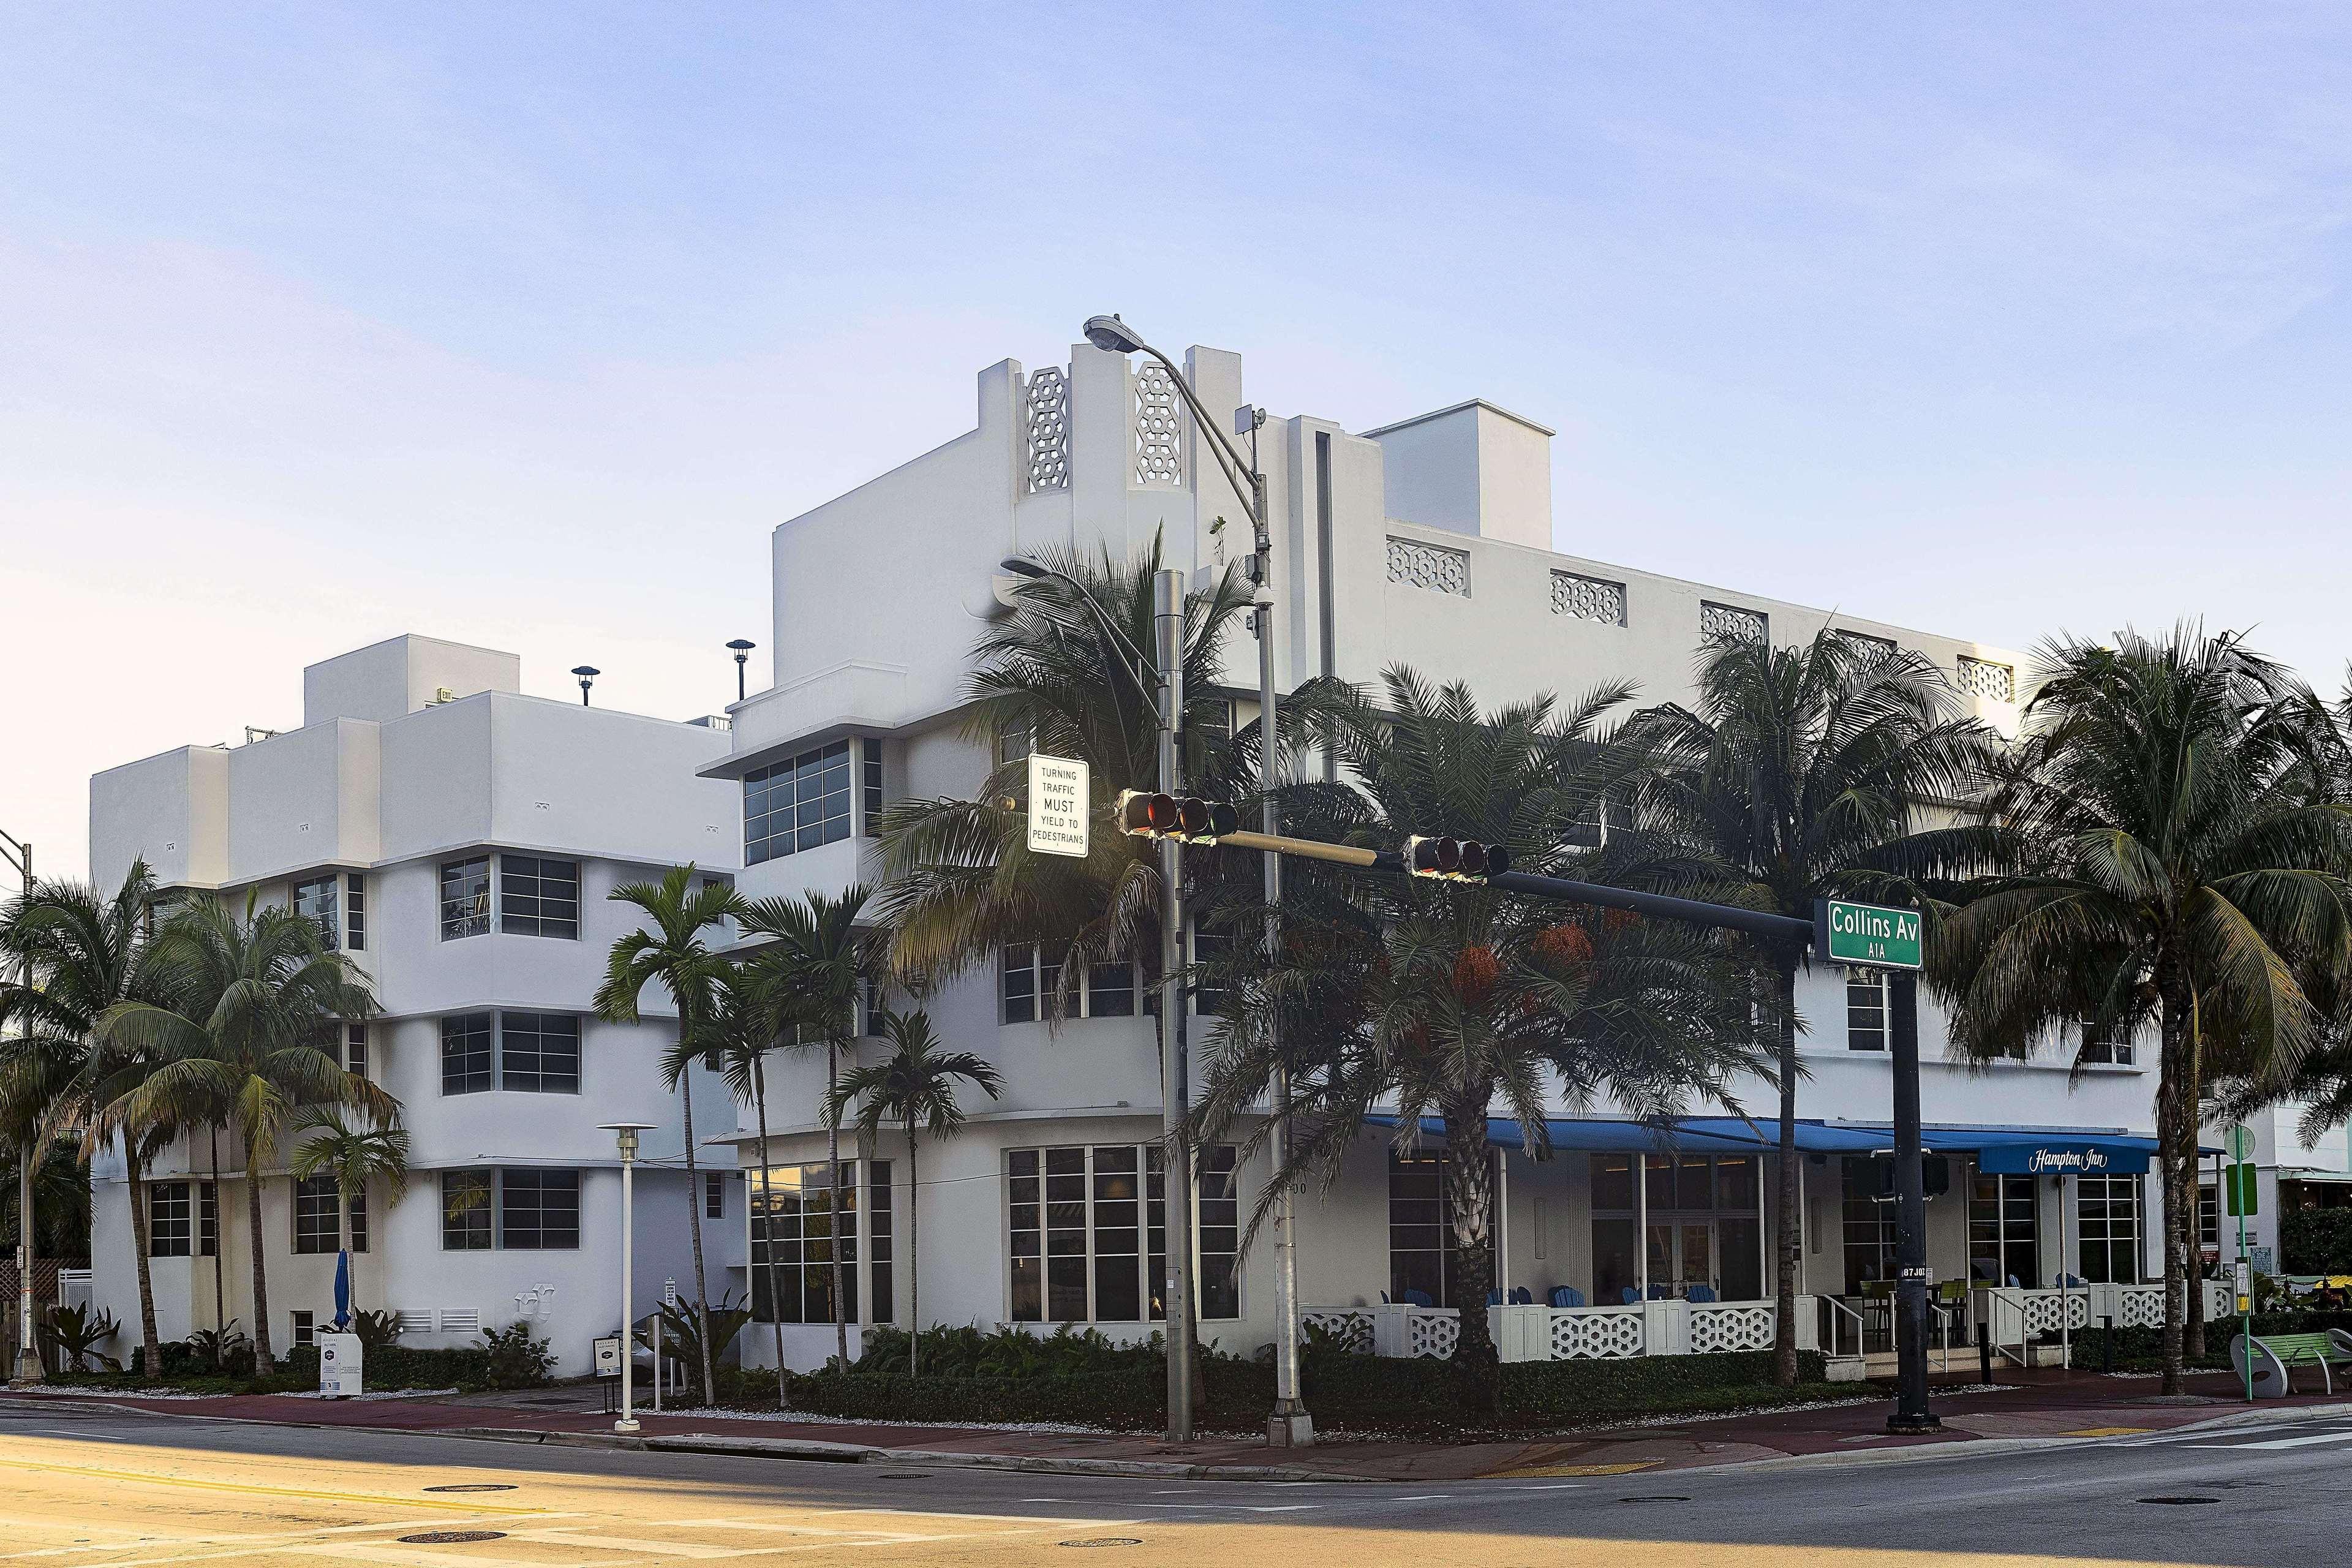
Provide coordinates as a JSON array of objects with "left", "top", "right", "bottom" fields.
[
  {"left": 0, "top": 862, "right": 170, "bottom": 1372},
  {"left": 1622, "top": 628, "right": 1996, "bottom": 1384},
  {"left": 1195, "top": 667, "right": 1764, "bottom": 1417},
  {"left": 736, "top": 886, "right": 886, "bottom": 1370},
  {"left": 1929, "top": 627, "right": 2352, "bottom": 1392},
  {"left": 93, "top": 894, "right": 386, "bottom": 1372},
  {"left": 826, "top": 1006, "right": 1003, "bottom": 1376},
  {"left": 288, "top": 1107, "right": 410, "bottom": 1318},
  {"left": 595, "top": 864, "right": 738, "bottom": 1406}
]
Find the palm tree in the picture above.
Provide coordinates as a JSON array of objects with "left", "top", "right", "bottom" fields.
[
  {"left": 1929, "top": 627, "right": 2352, "bottom": 1393},
  {"left": 94, "top": 895, "right": 387, "bottom": 1373},
  {"left": 595, "top": 864, "right": 737, "bottom": 1404},
  {"left": 1623, "top": 628, "right": 1996, "bottom": 1384},
  {"left": 670, "top": 963, "right": 793, "bottom": 1404},
  {"left": 737, "top": 887, "right": 886, "bottom": 1370},
  {"left": 288, "top": 1107, "right": 410, "bottom": 1319},
  {"left": 0, "top": 862, "right": 168, "bottom": 1372},
  {"left": 1196, "top": 667, "right": 1763, "bottom": 1417},
  {"left": 827, "top": 1006, "right": 1003, "bottom": 1376}
]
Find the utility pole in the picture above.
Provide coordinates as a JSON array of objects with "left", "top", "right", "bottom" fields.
[
  {"left": 1886, "top": 970, "right": 1939, "bottom": 1432},
  {"left": 1, "top": 827, "right": 39, "bottom": 1385},
  {"left": 1153, "top": 567, "right": 1200, "bottom": 1441}
]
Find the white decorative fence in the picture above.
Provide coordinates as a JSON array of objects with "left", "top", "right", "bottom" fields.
[{"left": 1307, "top": 1299, "right": 1812, "bottom": 1363}]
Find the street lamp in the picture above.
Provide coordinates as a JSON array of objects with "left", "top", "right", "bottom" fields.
[
  {"left": 0, "top": 827, "right": 38, "bottom": 1385},
  {"left": 1080, "top": 314, "right": 1310, "bottom": 1447},
  {"left": 601, "top": 1121, "right": 656, "bottom": 1434},
  {"left": 571, "top": 666, "right": 600, "bottom": 707},
  {"left": 726, "top": 640, "right": 756, "bottom": 704}
]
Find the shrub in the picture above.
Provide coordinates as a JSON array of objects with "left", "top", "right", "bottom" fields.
[{"left": 2282, "top": 1209, "right": 2352, "bottom": 1275}]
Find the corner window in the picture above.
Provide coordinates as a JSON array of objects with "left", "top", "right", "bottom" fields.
[
  {"left": 344, "top": 874, "right": 368, "bottom": 952},
  {"left": 1845, "top": 970, "right": 1888, "bottom": 1051},
  {"left": 2080, "top": 1019, "right": 2135, "bottom": 1066},
  {"left": 1000, "top": 943, "right": 1140, "bottom": 1025},
  {"left": 744, "top": 740, "right": 853, "bottom": 866},
  {"left": 1006, "top": 1143, "right": 1238, "bottom": 1324},
  {"left": 994, "top": 718, "right": 1031, "bottom": 769},
  {"left": 199, "top": 1181, "right": 217, "bottom": 1257},
  {"left": 500, "top": 856, "right": 579, "bottom": 940},
  {"left": 439, "top": 856, "right": 491, "bottom": 940},
  {"left": 442, "top": 1171, "right": 492, "bottom": 1250},
  {"left": 345, "top": 1023, "right": 369, "bottom": 1080},
  {"left": 860, "top": 737, "right": 884, "bottom": 830},
  {"left": 441, "top": 1013, "right": 494, "bottom": 1095},
  {"left": 751, "top": 1159, "right": 888, "bottom": 1324},
  {"left": 292, "top": 873, "right": 340, "bottom": 950}
]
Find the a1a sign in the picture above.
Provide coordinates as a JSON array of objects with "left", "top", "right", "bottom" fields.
[
  {"left": 1815, "top": 899, "right": 1923, "bottom": 970},
  {"left": 1025, "top": 753, "right": 1091, "bottom": 859}
]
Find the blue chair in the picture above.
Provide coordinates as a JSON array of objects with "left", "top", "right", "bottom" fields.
[
  {"left": 1550, "top": 1286, "right": 1586, "bottom": 1309},
  {"left": 1686, "top": 1284, "right": 1717, "bottom": 1304},
  {"left": 1621, "top": 1286, "right": 1643, "bottom": 1305},
  {"left": 1488, "top": 1288, "right": 1504, "bottom": 1306},
  {"left": 1509, "top": 1286, "right": 1534, "bottom": 1305},
  {"left": 1379, "top": 1291, "right": 1390, "bottom": 1304},
  {"left": 1649, "top": 1283, "right": 1675, "bottom": 1301},
  {"left": 1402, "top": 1289, "right": 1434, "bottom": 1308}
]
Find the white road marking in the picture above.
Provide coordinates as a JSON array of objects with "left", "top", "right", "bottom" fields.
[
  {"left": 2185, "top": 1428, "right": 2352, "bottom": 1451},
  {"left": 15, "top": 1429, "right": 124, "bottom": 1442}
]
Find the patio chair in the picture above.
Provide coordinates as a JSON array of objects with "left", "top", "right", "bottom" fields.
[
  {"left": 1488, "top": 1289, "right": 1504, "bottom": 1306},
  {"left": 1621, "top": 1286, "right": 1643, "bottom": 1305},
  {"left": 1549, "top": 1287, "right": 1585, "bottom": 1308},
  {"left": 1401, "top": 1289, "right": 1434, "bottom": 1308},
  {"left": 1649, "top": 1283, "right": 1676, "bottom": 1301},
  {"left": 1686, "top": 1284, "right": 1717, "bottom": 1303},
  {"left": 1509, "top": 1287, "right": 1534, "bottom": 1305}
]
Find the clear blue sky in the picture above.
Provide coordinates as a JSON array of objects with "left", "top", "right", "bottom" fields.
[{"left": 5, "top": 3, "right": 2348, "bottom": 878}]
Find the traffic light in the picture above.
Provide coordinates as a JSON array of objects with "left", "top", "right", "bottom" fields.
[
  {"left": 1404, "top": 835, "right": 1512, "bottom": 881},
  {"left": 1116, "top": 790, "right": 1240, "bottom": 843}
]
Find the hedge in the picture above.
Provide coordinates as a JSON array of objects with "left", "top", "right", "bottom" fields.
[
  {"left": 2073, "top": 1310, "right": 2352, "bottom": 1371},
  {"left": 2282, "top": 1209, "right": 2352, "bottom": 1275}
]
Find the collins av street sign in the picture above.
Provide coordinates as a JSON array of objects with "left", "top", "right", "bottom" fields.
[{"left": 1816, "top": 899, "right": 1923, "bottom": 970}]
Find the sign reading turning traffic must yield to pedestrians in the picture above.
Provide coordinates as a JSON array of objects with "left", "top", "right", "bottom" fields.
[
  {"left": 1815, "top": 899, "right": 1924, "bottom": 970},
  {"left": 1026, "top": 753, "right": 1091, "bottom": 859}
]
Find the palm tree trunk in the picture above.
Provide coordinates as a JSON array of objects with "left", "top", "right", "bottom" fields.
[
  {"left": 829, "top": 1037, "right": 847, "bottom": 1370},
  {"left": 751, "top": 1053, "right": 787, "bottom": 1408},
  {"left": 2182, "top": 1035, "right": 2207, "bottom": 1360},
  {"left": 2154, "top": 959, "right": 2192, "bottom": 1397},
  {"left": 1771, "top": 959, "right": 1801, "bottom": 1387},
  {"left": 1441, "top": 1098, "right": 1501, "bottom": 1420},
  {"left": 906, "top": 1133, "right": 920, "bottom": 1379},
  {"left": 208, "top": 1128, "right": 225, "bottom": 1332},
  {"left": 18, "top": 1140, "right": 36, "bottom": 1378},
  {"left": 124, "top": 1147, "right": 162, "bottom": 1376},
  {"left": 677, "top": 1065, "right": 715, "bottom": 1405},
  {"left": 246, "top": 1139, "right": 274, "bottom": 1373}
]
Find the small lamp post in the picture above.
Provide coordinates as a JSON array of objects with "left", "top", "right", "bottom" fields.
[
  {"left": 600, "top": 1121, "right": 656, "bottom": 1434},
  {"left": 726, "top": 640, "right": 755, "bottom": 704},
  {"left": 572, "top": 666, "right": 600, "bottom": 707}
]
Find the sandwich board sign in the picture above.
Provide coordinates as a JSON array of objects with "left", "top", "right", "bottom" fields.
[
  {"left": 592, "top": 1335, "right": 622, "bottom": 1378},
  {"left": 1026, "top": 753, "right": 1090, "bottom": 859}
]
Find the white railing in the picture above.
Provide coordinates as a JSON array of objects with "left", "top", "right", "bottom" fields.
[
  {"left": 1819, "top": 1296, "right": 1865, "bottom": 1360},
  {"left": 1311, "top": 1298, "right": 1812, "bottom": 1363},
  {"left": 57, "top": 1269, "right": 92, "bottom": 1316}
]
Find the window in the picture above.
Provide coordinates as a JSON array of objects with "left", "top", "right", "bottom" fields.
[
  {"left": 706, "top": 1172, "right": 726, "bottom": 1219},
  {"left": 441, "top": 1013, "right": 494, "bottom": 1095},
  {"left": 1009, "top": 1144, "right": 1181, "bottom": 1324},
  {"left": 344, "top": 874, "right": 367, "bottom": 952},
  {"left": 1191, "top": 698, "right": 1235, "bottom": 751},
  {"left": 2079, "top": 1019, "right": 2135, "bottom": 1066},
  {"left": 1389, "top": 1152, "right": 1456, "bottom": 1307},
  {"left": 1197, "top": 1145, "right": 1240, "bottom": 1319},
  {"left": 1841, "top": 1158, "right": 1899, "bottom": 1293},
  {"left": 744, "top": 740, "right": 853, "bottom": 865},
  {"left": 1588, "top": 1153, "right": 1762, "bottom": 1303},
  {"left": 500, "top": 1012, "right": 581, "bottom": 1093},
  {"left": 2199, "top": 1183, "right": 2220, "bottom": 1250},
  {"left": 751, "top": 1160, "right": 863, "bottom": 1324},
  {"left": 345, "top": 1024, "right": 369, "bottom": 1080},
  {"left": 994, "top": 717, "right": 1031, "bottom": 769},
  {"left": 860, "top": 737, "right": 884, "bottom": 829},
  {"left": 1000, "top": 941, "right": 1039, "bottom": 1024},
  {"left": 292, "top": 873, "right": 340, "bottom": 949},
  {"left": 501, "top": 1169, "right": 581, "bottom": 1250},
  {"left": 1969, "top": 1172, "right": 2039, "bottom": 1287},
  {"left": 199, "top": 1182, "right": 217, "bottom": 1257},
  {"left": 439, "top": 856, "right": 491, "bottom": 940},
  {"left": 869, "top": 1163, "right": 894, "bottom": 1324},
  {"left": 149, "top": 1182, "right": 192, "bottom": 1257},
  {"left": 1000, "top": 942, "right": 1140, "bottom": 1025},
  {"left": 290, "top": 1310, "right": 315, "bottom": 1349},
  {"left": 500, "top": 855, "right": 579, "bottom": 939},
  {"left": 1846, "top": 970, "right": 1888, "bottom": 1051},
  {"left": 350, "top": 1183, "right": 369, "bottom": 1253},
  {"left": 2078, "top": 1174, "right": 2142, "bottom": 1284},
  {"left": 442, "top": 1170, "right": 492, "bottom": 1250},
  {"left": 294, "top": 1175, "right": 341, "bottom": 1254}
]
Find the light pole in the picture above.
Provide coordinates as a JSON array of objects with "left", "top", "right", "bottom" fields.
[
  {"left": 601, "top": 1121, "right": 655, "bottom": 1434},
  {"left": 1081, "top": 314, "right": 1311, "bottom": 1444},
  {"left": 998, "top": 553, "right": 1202, "bottom": 1439},
  {"left": 572, "top": 666, "right": 600, "bottom": 707},
  {"left": 1, "top": 827, "right": 39, "bottom": 1385},
  {"left": 726, "top": 640, "right": 756, "bottom": 704}
]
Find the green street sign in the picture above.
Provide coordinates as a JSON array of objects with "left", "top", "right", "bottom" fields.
[
  {"left": 1815, "top": 899, "right": 1924, "bottom": 970},
  {"left": 2225, "top": 1123, "right": 2257, "bottom": 1162},
  {"left": 2226, "top": 1161, "right": 2259, "bottom": 1218}
]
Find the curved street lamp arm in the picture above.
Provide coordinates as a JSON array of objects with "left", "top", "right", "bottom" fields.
[{"left": 1133, "top": 344, "right": 1262, "bottom": 533}]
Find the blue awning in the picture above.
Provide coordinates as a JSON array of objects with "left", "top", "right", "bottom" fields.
[
  {"left": 1364, "top": 1114, "right": 2192, "bottom": 1170},
  {"left": 1365, "top": 1114, "right": 1773, "bottom": 1153}
]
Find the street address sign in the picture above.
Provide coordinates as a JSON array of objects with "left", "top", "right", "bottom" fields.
[
  {"left": 1815, "top": 899, "right": 1923, "bottom": 970},
  {"left": 1025, "top": 753, "right": 1091, "bottom": 859}
]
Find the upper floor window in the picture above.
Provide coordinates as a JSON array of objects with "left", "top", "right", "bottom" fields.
[
  {"left": 292, "top": 873, "right": 339, "bottom": 949},
  {"left": 439, "top": 856, "right": 491, "bottom": 940},
  {"left": 1846, "top": 970, "right": 1888, "bottom": 1051},
  {"left": 1000, "top": 942, "right": 1141, "bottom": 1024},
  {"left": 442, "top": 1170, "right": 492, "bottom": 1250},
  {"left": 442, "top": 1011, "right": 579, "bottom": 1095},
  {"left": 2080, "top": 1019, "right": 2136, "bottom": 1066},
  {"left": 345, "top": 1023, "right": 369, "bottom": 1080},
  {"left": 861, "top": 737, "right": 884, "bottom": 828},
  {"left": 501, "top": 1169, "right": 581, "bottom": 1250},
  {"left": 149, "top": 1182, "right": 193, "bottom": 1257},
  {"left": 994, "top": 717, "right": 1031, "bottom": 769},
  {"left": 442, "top": 1013, "right": 495, "bottom": 1095},
  {"left": 745, "top": 740, "right": 852, "bottom": 866},
  {"left": 344, "top": 873, "right": 367, "bottom": 952},
  {"left": 706, "top": 1171, "right": 726, "bottom": 1219},
  {"left": 500, "top": 855, "right": 579, "bottom": 940},
  {"left": 293, "top": 1174, "right": 367, "bottom": 1254}
]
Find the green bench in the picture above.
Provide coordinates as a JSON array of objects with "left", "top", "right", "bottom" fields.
[{"left": 2230, "top": 1330, "right": 2352, "bottom": 1397}]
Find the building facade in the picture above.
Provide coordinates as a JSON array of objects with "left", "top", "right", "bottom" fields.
[{"left": 86, "top": 635, "right": 745, "bottom": 1374}]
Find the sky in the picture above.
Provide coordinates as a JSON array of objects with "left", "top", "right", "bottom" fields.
[{"left": 4, "top": 2, "right": 2350, "bottom": 883}]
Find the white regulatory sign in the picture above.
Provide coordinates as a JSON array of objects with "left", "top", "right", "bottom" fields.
[{"left": 1026, "top": 753, "right": 1091, "bottom": 859}]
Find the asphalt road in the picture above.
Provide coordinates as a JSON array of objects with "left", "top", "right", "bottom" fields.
[{"left": 1, "top": 1400, "right": 2346, "bottom": 1566}]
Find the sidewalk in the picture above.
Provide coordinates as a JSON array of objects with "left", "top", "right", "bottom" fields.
[{"left": 6, "top": 1370, "right": 2341, "bottom": 1483}]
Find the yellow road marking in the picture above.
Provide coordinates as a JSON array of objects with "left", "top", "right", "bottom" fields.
[
  {"left": 0, "top": 1457, "right": 549, "bottom": 1514},
  {"left": 2060, "top": 1426, "right": 2154, "bottom": 1437},
  {"left": 1491, "top": 1460, "right": 1658, "bottom": 1478}
]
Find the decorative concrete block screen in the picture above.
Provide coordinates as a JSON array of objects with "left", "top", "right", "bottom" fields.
[
  {"left": 1551, "top": 570, "right": 1627, "bottom": 625},
  {"left": 2117, "top": 1287, "right": 2165, "bottom": 1330},
  {"left": 1387, "top": 537, "right": 1471, "bottom": 597},
  {"left": 1407, "top": 1310, "right": 1461, "bottom": 1359},
  {"left": 1686, "top": 1303, "right": 1776, "bottom": 1354},
  {"left": 1834, "top": 628, "right": 1897, "bottom": 661},
  {"left": 1025, "top": 366, "right": 1069, "bottom": 493},
  {"left": 1956, "top": 655, "right": 2016, "bottom": 703},
  {"left": 1700, "top": 600, "right": 1767, "bottom": 643},
  {"left": 1549, "top": 1307, "right": 1645, "bottom": 1359},
  {"left": 1134, "top": 363, "right": 1183, "bottom": 484},
  {"left": 1299, "top": 1308, "right": 1376, "bottom": 1354}
]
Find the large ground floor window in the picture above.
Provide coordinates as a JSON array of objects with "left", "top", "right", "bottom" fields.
[
  {"left": 1842, "top": 1158, "right": 1898, "bottom": 1293},
  {"left": 1008, "top": 1143, "right": 1238, "bottom": 1324},
  {"left": 750, "top": 1160, "right": 893, "bottom": 1325},
  {"left": 2077, "top": 1174, "right": 2142, "bottom": 1284},
  {"left": 1588, "top": 1153, "right": 1762, "bottom": 1303},
  {"left": 1969, "top": 1172, "right": 2039, "bottom": 1288}
]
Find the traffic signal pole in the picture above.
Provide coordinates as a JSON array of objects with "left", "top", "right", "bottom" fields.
[
  {"left": 1887, "top": 970, "right": 1940, "bottom": 1431},
  {"left": 1153, "top": 567, "right": 1200, "bottom": 1443}
]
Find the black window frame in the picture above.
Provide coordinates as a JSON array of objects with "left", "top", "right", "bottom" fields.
[
  {"left": 1846, "top": 970, "right": 1888, "bottom": 1052},
  {"left": 441, "top": 1012, "right": 495, "bottom": 1095},
  {"left": 149, "top": 1181, "right": 193, "bottom": 1257},
  {"left": 499, "top": 1011, "right": 581, "bottom": 1094},
  {"left": 500, "top": 1168, "right": 581, "bottom": 1251},
  {"left": 345, "top": 1023, "right": 369, "bottom": 1080},
  {"left": 344, "top": 873, "right": 367, "bottom": 952},
  {"left": 291, "top": 872, "right": 340, "bottom": 950},
  {"left": 706, "top": 1170, "right": 726, "bottom": 1219},
  {"left": 442, "top": 1170, "right": 493, "bottom": 1251},
  {"left": 860, "top": 737, "right": 884, "bottom": 831},
  {"left": 744, "top": 739, "right": 853, "bottom": 866},
  {"left": 499, "top": 854, "right": 580, "bottom": 940},
  {"left": 439, "top": 856, "right": 491, "bottom": 940},
  {"left": 293, "top": 1174, "right": 341, "bottom": 1255}
]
